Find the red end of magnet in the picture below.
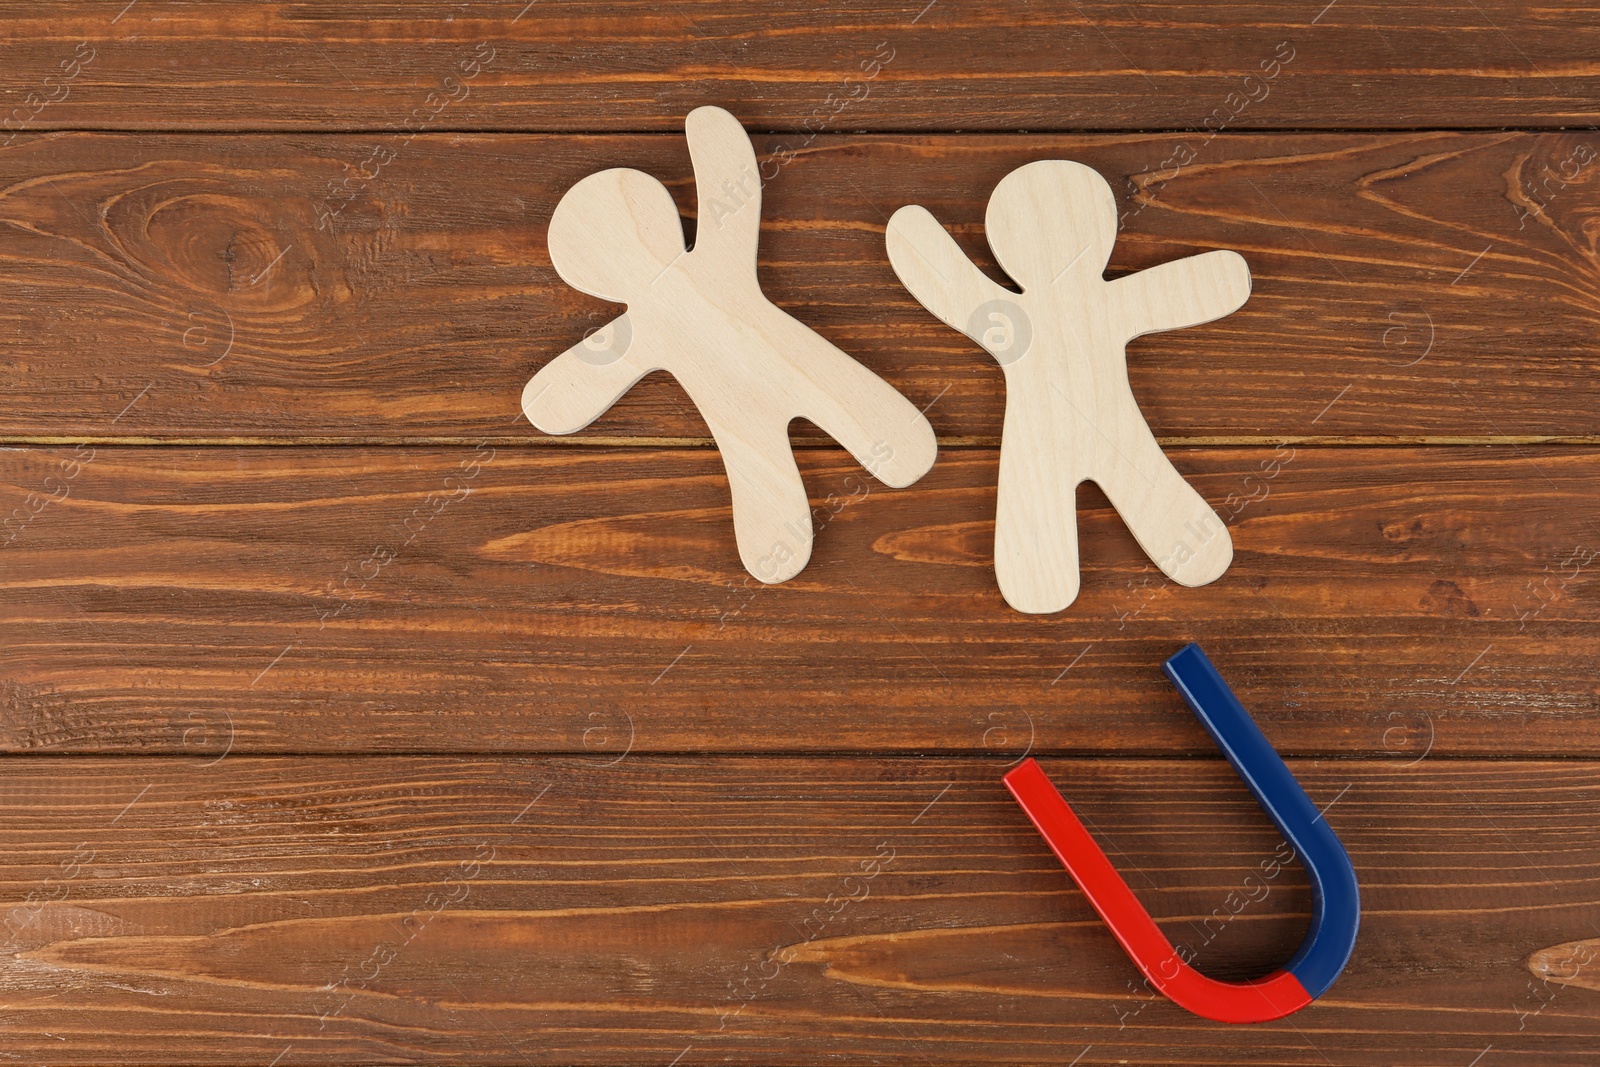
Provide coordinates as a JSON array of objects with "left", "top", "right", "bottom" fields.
[{"left": 1004, "top": 758, "right": 1314, "bottom": 1024}]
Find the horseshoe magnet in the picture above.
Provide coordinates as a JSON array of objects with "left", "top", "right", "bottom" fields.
[{"left": 1003, "top": 643, "right": 1360, "bottom": 1024}]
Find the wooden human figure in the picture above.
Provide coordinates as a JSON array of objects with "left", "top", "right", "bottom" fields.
[
  {"left": 524, "top": 106, "right": 937, "bottom": 584},
  {"left": 886, "top": 160, "right": 1251, "bottom": 613}
]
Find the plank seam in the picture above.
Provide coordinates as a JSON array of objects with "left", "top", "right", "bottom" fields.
[
  {"left": 0, "top": 751, "right": 1583, "bottom": 762},
  {"left": 4, "top": 436, "right": 1600, "bottom": 448},
  {"left": 3, "top": 125, "right": 1597, "bottom": 136}
]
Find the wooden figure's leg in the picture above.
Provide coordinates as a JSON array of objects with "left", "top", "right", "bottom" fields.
[
  {"left": 713, "top": 421, "right": 815, "bottom": 584},
  {"left": 799, "top": 369, "right": 938, "bottom": 490},
  {"left": 1095, "top": 426, "right": 1233, "bottom": 589},
  {"left": 993, "top": 429, "right": 1083, "bottom": 613},
  {"left": 767, "top": 314, "right": 938, "bottom": 489}
]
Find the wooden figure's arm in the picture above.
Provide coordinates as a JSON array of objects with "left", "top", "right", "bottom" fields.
[
  {"left": 685, "top": 105, "right": 763, "bottom": 268},
  {"left": 522, "top": 314, "right": 654, "bottom": 435},
  {"left": 886, "top": 205, "right": 1013, "bottom": 342},
  {"left": 1109, "top": 249, "right": 1252, "bottom": 340}
]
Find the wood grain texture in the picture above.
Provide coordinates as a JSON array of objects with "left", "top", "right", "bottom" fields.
[
  {"left": 3, "top": 4, "right": 1598, "bottom": 1061},
  {"left": 2, "top": 131, "right": 1598, "bottom": 441},
  {"left": 0, "top": 755, "right": 1592, "bottom": 1065},
  {"left": 3, "top": 444, "right": 1596, "bottom": 757},
  {"left": 0, "top": 3, "right": 1596, "bottom": 131}
]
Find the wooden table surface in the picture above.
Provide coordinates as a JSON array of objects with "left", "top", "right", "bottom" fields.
[{"left": 2, "top": 3, "right": 1599, "bottom": 1064}]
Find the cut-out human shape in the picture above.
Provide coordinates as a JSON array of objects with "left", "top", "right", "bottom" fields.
[
  {"left": 524, "top": 106, "right": 938, "bottom": 584},
  {"left": 886, "top": 160, "right": 1250, "bottom": 614}
]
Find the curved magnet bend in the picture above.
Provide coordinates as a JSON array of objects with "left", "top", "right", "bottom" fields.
[{"left": 1003, "top": 643, "right": 1360, "bottom": 1024}]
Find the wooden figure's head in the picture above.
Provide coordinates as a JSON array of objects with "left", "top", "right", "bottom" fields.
[
  {"left": 986, "top": 160, "right": 1118, "bottom": 291},
  {"left": 547, "top": 168, "right": 688, "bottom": 303}
]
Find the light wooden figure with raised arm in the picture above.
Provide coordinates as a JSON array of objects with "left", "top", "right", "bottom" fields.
[
  {"left": 523, "top": 105, "right": 938, "bottom": 584},
  {"left": 886, "top": 160, "right": 1251, "bottom": 613}
]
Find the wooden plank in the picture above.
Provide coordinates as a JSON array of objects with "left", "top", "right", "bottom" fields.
[
  {"left": 0, "top": 3, "right": 1596, "bottom": 132},
  {"left": 1, "top": 131, "right": 1596, "bottom": 441},
  {"left": 0, "top": 754, "right": 1592, "bottom": 1064},
  {"left": 3, "top": 444, "right": 1596, "bottom": 757}
]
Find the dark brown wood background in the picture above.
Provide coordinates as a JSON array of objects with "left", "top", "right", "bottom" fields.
[{"left": 2, "top": 3, "right": 1598, "bottom": 1064}]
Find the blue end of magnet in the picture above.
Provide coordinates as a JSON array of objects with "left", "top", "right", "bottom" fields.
[{"left": 1163, "top": 643, "right": 1361, "bottom": 1000}]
